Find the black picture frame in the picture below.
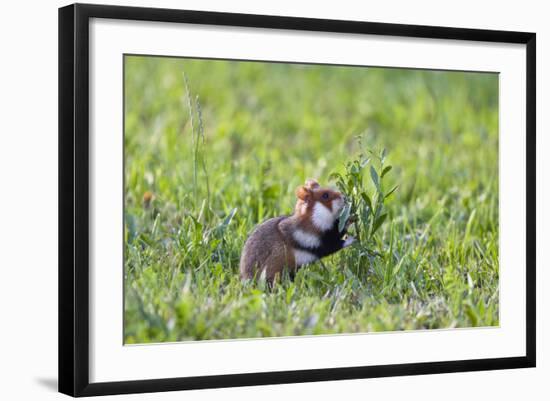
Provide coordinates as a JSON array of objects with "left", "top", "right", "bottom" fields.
[{"left": 59, "top": 3, "right": 536, "bottom": 397}]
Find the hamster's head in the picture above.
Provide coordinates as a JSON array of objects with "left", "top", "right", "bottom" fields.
[{"left": 294, "top": 178, "right": 345, "bottom": 231}]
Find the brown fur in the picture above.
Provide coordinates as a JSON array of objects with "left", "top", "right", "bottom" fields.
[
  {"left": 239, "top": 179, "right": 344, "bottom": 285},
  {"left": 239, "top": 216, "right": 296, "bottom": 282}
]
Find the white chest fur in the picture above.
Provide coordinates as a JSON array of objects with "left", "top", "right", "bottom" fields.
[
  {"left": 293, "top": 249, "right": 319, "bottom": 266},
  {"left": 293, "top": 229, "right": 321, "bottom": 249},
  {"left": 311, "top": 202, "right": 335, "bottom": 231}
]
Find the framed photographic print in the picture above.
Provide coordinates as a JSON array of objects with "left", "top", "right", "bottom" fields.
[{"left": 58, "top": 3, "right": 536, "bottom": 397}]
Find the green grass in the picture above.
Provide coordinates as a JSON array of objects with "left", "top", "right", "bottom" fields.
[{"left": 124, "top": 55, "right": 499, "bottom": 343}]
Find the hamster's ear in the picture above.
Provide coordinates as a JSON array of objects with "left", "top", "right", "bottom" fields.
[
  {"left": 305, "top": 179, "right": 320, "bottom": 190},
  {"left": 296, "top": 186, "right": 312, "bottom": 201}
]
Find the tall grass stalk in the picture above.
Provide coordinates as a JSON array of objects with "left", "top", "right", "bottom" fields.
[{"left": 183, "top": 72, "right": 211, "bottom": 219}]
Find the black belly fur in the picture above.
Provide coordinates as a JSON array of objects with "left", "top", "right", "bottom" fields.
[{"left": 293, "top": 219, "right": 346, "bottom": 259}]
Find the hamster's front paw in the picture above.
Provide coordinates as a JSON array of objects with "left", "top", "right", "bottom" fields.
[{"left": 343, "top": 236, "right": 356, "bottom": 248}]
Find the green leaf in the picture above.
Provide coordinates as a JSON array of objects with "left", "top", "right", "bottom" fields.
[
  {"left": 380, "top": 148, "right": 387, "bottom": 163},
  {"left": 347, "top": 176, "right": 355, "bottom": 192},
  {"left": 370, "top": 165, "right": 380, "bottom": 192},
  {"left": 371, "top": 213, "right": 388, "bottom": 234},
  {"left": 360, "top": 157, "right": 370, "bottom": 168},
  {"left": 373, "top": 195, "right": 382, "bottom": 220},
  {"left": 384, "top": 185, "right": 399, "bottom": 199},
  {"left": 361, "top": 205, "right": 371, "bottom": 228},
  {"left": 338, "top": 203, "right": 352, "bottom": 233},
  {"left": 381, "top": 165, "right": 392, "bottom": 178},
  {"left": 360, "top": 192, "right": 372, "bottom": 210},
  {"left": 465, "top": 302, "right": 480, "bottom": 326}
]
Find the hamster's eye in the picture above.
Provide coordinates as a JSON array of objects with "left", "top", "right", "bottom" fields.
[{"left": 322, "top": 192, "right": 329, "bottom": 200}]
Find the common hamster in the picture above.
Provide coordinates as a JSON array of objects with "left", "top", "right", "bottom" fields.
[{"left": 239, "top": 179, "right": 355, "bottom": 285}]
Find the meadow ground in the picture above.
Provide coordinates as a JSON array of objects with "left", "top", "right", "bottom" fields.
[{"left": 124, "top": 56, "right": 499, "bottom": 343}]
